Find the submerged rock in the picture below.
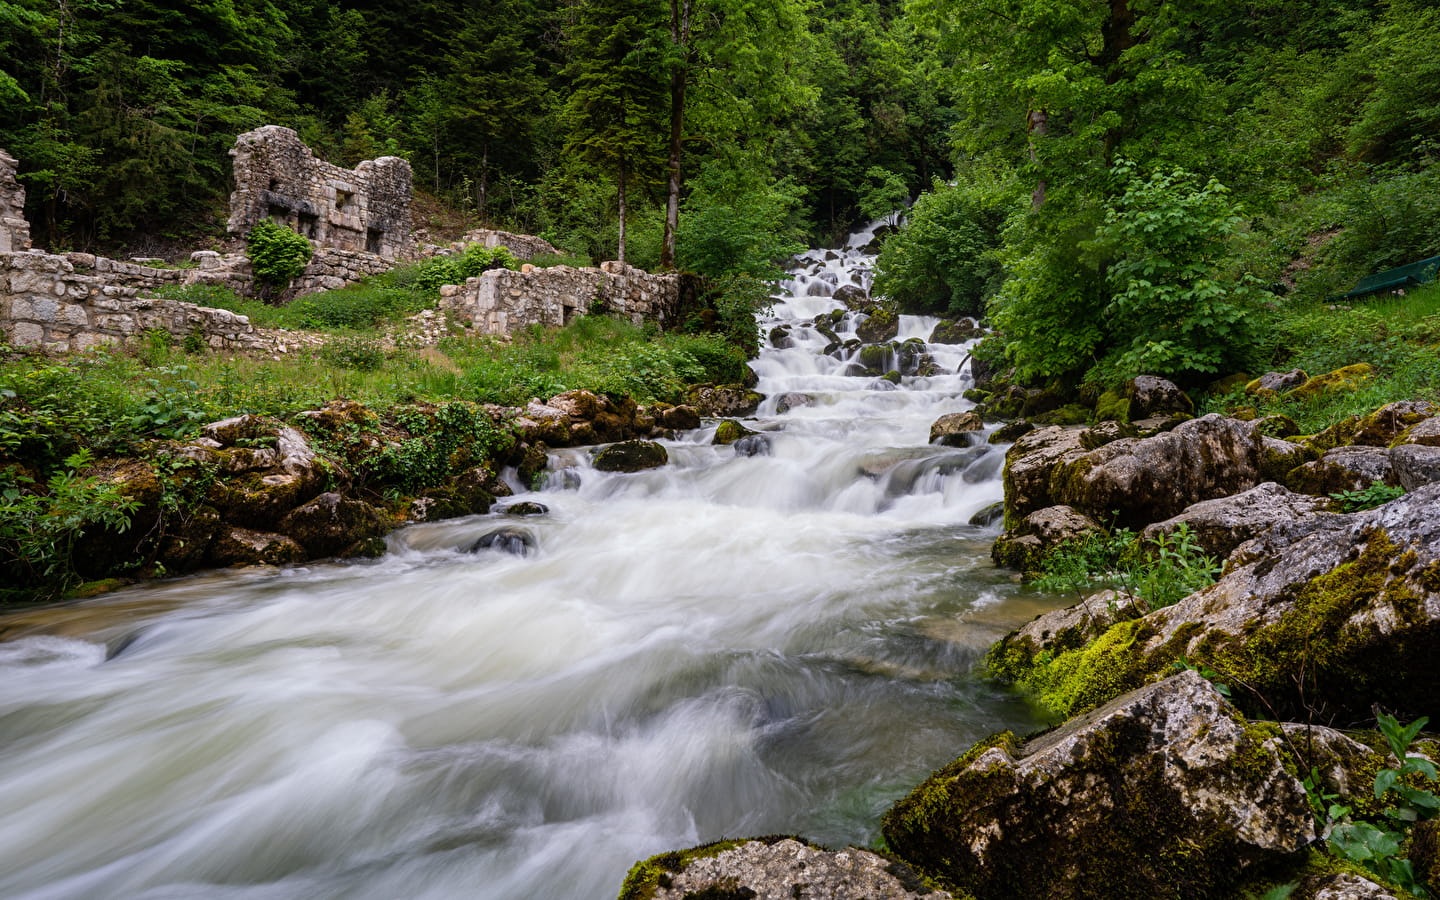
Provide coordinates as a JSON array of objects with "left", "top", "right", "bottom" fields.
[
  {"left": 466, "top": 527, "right": 535, "bottom": 557},
  {"left": 713, "top": 419, "right": 757, "bottom": 445},
  {"left": 593, "top": 440, "right": 669, "bottom": 473},
  {"left": 733, "top": 434, "right": 772, "bottom": 457},
  {"left": 775, "top": 392, "right": 815, "bottom": 415},
  {"left": 503, "top": 501, "right": 548, "bottom": 517},
  {"left": 620, "top": 837, "right": 950, "bottom": 900},
  {"left": 929, "top": 317, "right": 981, "bottom": 344},
  {"left": 968, "top": 501, "right": 1004, "bottom": 528},
  {"left": 882, "top": 672, "right": 1314, "bottom": 900}
]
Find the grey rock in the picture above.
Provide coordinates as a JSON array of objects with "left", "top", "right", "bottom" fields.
[
  {"left": 1306, "top": 874, "right": 1401, "bottom": 900},
  {"left": 593, "top": 440, "right": 668, "bottom": 473},
  {"left": 629, "top": 838, "right": 951, "bottom": 900},
  {"left": 1126, "top": 375, "right": 1194, "bottom": 419},
  {"left": 1141, "top": 482, "right": 1330, "bottom": 559},
  {"left": 467, "top": 527, "right": 535, "bottom": 557},
  {"left": 1000, "top": 425, "right": 1088, "bottom": 523},
  {"left": 993, "top": 505, "right": 1102, "bottom": 573},
  {"left": 1391, "top": 443, "right": 1440, "bottom": 490},
  {"left": 882, "top": 672, "right": 1315, "bottom": 900},
  {"left": 733, "top": 434, "right": 772, "bottom": 457},
  {"left": 1248, "top": 369, "right": 1308, "bottom": 394},
  {"left": 1396, "top": 415, "right": 1440, "bottom": 447},
  {"left": 775, "top": 392, "right": 815, "bottom": 415},
  {"left": 929, "top": 411, "right": 984, "bottom": 446},
  {"left": 968, "top": 501, "right": 1004, "bottom": 528},
  {"left": 1288, "top": 446, "right": 1395, "bottom": 495}
]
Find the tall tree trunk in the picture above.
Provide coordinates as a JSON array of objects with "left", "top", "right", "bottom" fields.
[
  {"left": 661, "top": 0, "right": 692, "bottom": 271},
  {"left": 617, "top": 165, "right": 628, "bottom": 265},
  {"left": 1028, "top": 108, "right": 1048, "bottom": 209}
]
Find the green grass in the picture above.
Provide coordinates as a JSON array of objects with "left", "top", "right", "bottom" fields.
[{"left": 0, "top": 316, "right": 746, "bottom": 479}]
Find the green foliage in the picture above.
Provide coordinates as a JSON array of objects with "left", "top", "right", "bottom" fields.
[
  {"left": 0, "top": 450, "right": 141, "bottom": 604},
  {"left": 320, "top": 336, "right": 386, "bottom": 372},
  {"left": 1033, "top": 523, "right": 1221, "bottom": 611},
  {"left": 874, "top": 176, "right": 1009, "bottom": 317},
  {"left": 1319, "top": 714, "right": 1438, "bottom": 897},
  {"left": 857, "top": 166, "right": 910, "bottom": 224},
  {"left": 397, "top": 244, "right": 521, "bottom": 294},
  {"left": 246, "top": 220, "right": 314, "bottom": 293},
  {"left": 1093, "top": 163, "right": 1272, "bottom": 381},
  {"left": 1331, "top": 481, "right": 1408, "bottom": 513}
]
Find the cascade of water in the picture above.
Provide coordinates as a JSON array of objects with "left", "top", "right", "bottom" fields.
[{"left": 0, "top": 222, "right": 1057, "bottom": 900}]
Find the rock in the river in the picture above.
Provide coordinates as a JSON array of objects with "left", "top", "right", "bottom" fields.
[
  {"left": 207, "top": 527, "right": 306, "bottom": 567},
  {"left": 929, "top": 318, "right": 981, "bottom": 344},
  {"left": 620, "top": 837, "right": 951, "bottom": 900},
  {"left": 775, "top": 392, "right": 815, "bottom": 415},
  {"left": 593, "top": 440, "right": 669, "bottom": 473},
  {"left": 1140, "top": 482, "right": 1330, "bottom": 559},
  {"left": 503, "top": 501, "right": 548, "bottom": 517},
  {"left": 733, "top": 434, "right": 772, "bottom": 457},
  {"left": 992, "top": 505, "right": 1102, "bottom": 574},
  {"left": 929, "top": 411, "right": 984, "bottom": 446},
  {"left": 882, "top": 671, "right": 1314, "bottom": 900},
  {"left": 467, "top": 527, "right": 535, "bottom": 557},
  {"left": 656, "top": 404, "right": 701, "bottom": 431},
  {"left": 856, "top": 303, "right": 900, "bottom": 343},
  {"left": 990, "top": 483, "right": 1440, "bottom": 722},
  {"left": 1000, "top": 425, "right": 1088, "bottom": 526},
  {"left": 968, "top": 502, "right": 1004, "bottom": 527},
  {"left": 684, "top": 383, "right": 764, "bottom": 418},
  {"left": 1126, "top": 375, "right": 1193, "bottom": 419},
  {"left": 713, "top": 419, "right": 757, "bottom": 445},
  {"left": 768, "top": 325, "right": 793, "bottom": 349},
  {"left": 833, "top": 283, "right": 874, "bottom": 311}
]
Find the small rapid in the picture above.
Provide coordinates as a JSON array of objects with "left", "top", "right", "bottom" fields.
[{"left": 0, "top": 222, "right": 1059, "bottom": 900}]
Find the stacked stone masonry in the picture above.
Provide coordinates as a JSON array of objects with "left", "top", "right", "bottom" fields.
[
  {"left": 1, "top": 149, "right": 31, "bottom": 254},
  {"left": 440, "top": 262, "right": 682, "bottom": 335},
  {"left": 228, "top": 125, "right": 416, "bottom": 260},
  {"left": 1, "top": 251, "right": 263, "bottom": 352}
]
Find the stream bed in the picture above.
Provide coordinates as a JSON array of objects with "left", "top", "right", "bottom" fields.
[{"left": 0, "top": 225, "right": 1062, "bottom": 900}]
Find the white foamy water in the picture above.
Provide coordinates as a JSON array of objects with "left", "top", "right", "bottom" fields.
[{"left": 0, "top": 221, "right": 1059, "bottom": 900}]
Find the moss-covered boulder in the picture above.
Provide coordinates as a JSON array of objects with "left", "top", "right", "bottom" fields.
[
  {"left": 618, "top": 837, "right": 951, "bottom": 900},
  {"left": 929, "top": 317, "right": 981, "bottom": 345},
  {"left": 206, "top": 527, "right": 306, "bottom": 567},
  {"left": 1031, "top": 403, "right": 1090, "bottom": 426},
  {"left": 1286, "top": 364, "right": 1377, "bottom": 400},
  {"left": 656, "top": 404, "right": 701, "bottom": 431},
  {"left": 593, "top": 440, "right": 669, "bottom": 473},
  {"left": 683, "top": 384, "right": 764, "bottom": 418},
  {"left": 713, "top": 419, "right": 757, "bottom": 445},
  {"left": 1093, "top": 389, "right": 1131, "bottom": 423},
  {"left": 1080, "top": 419, "right": 1138, "bottom": 450},
  {"left": 1285, "top": 446, "right": 1396, "bottom": 496},
  {"left": 1395, "top": 416, "right": 1440, "bottom": 448},
  {"left": 989, "top": 483, "right": 1440, "bottom": 722},
  {"left": 1246, "top": 369, "right": 1308, "bottom": 396},
  {"left": 278, "top": 492, "right": 391, "bottom": 558},
  {"left": 1140, "top": 482, "right": 1330, "bottom": 559},
  {"left": 1000, "top": 425, "right": 1089, "bottom": 527},
  {"left": 992, "top": 505, "right": 1102, "bottom": 575},
  {"left": 856, "top": 302, "right": 901, "bottom": 343},
  {"left": 1049, "top": 414, "right": 1264, "bottom": 529},
  {"left": 1262, "top": 435, "right": 1314, "bottom": 482},
  {"left": 881, "top": 672, "right": 1314, "bottom": 900},
  {"left": 988, "top": 419, "right": 1035, "bottom": 444}
]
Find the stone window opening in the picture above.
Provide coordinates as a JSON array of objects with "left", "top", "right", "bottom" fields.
[
  {"left": 366, "top": 228, "right": 383, "bottom": 254},
  {"left": 297, "top": 212, "right": 319, "bottom": 239},
  {"left": 267, "top": 204, "right": 289, "bottom": 226},
  {"left": 335, "top": 190, "right": 353, "bottom": 210}
]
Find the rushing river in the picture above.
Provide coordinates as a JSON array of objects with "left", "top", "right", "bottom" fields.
[{"left": 0, "top": 224, "right": 1060, "bottom": 900}]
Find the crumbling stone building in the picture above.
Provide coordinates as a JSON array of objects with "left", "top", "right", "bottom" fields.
[
  {"left": 0, "top": 150, "right": 31, "bottom": 254},
  {"left": 227, "top": 126, "right": 416, "bottom": 260}
]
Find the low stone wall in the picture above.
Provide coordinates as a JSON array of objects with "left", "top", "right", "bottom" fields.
[
  {"left": 440, "top": 261, "right": 682, "bottom": 335},
  {"left": 0, "top": 149, "right": 30, "bottom": 254},
  {"left": 450, "top": 229, "right": 561, "bottom": 261},
  {"left": 291, "top": 247, "right": 397, "bottom": 295},
  {"left": 1, "top": 251, "right": 262, "bottom": 352}
]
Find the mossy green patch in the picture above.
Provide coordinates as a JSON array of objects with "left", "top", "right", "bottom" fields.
[
  {"left": 1094, "top": 390, "right": 1132, "bottom": 423},
  {"left": 616, "top": 836, "right": 807, "bottom": 900}
]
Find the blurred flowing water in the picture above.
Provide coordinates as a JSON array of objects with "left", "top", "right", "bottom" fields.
[{"left": 0, "top": 223, "right": 1061, "bottom": 900}]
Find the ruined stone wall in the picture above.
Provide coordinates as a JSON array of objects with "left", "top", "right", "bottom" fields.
[
  {"left": 227, "top": 126, "right": 416, "bottom": 260},
  {"left": 291, "top": 247, "right": 396, "bottom": 295},
  {"left": 0, "top": 150, "right": 31, "bottom": 254},
  {"left": 447, "top": 229, "right": 561, "bottom": 261},
  {"left": 440, "top": 262, "right": 682, "bottom": 335},
  {"left": 1, "top": 251, "right": 263, "bottom": 352}
]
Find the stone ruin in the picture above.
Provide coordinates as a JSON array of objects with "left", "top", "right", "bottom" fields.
[
  {"left": 0, "top": 150, "right": 31, "bottom": 254},
  {"left": 227, "top": 125, "right": 416, "bottom": 260},
  {"left": 0, "top": 130, "right": 682, "bottom": 354}
]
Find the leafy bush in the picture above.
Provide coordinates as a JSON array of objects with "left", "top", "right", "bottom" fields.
[
  {"left": 321, "top": 335, "right": 386, "bottom": 371},
  {"left": 874, "top": 176, "right": 1008, "bottom": 317},
  {"left": 1331, "top": 480, "right": 1406, "bottom": 512},
  {"left": 285, "top": 285, "right": 431, "bottom": 330},
  {"left": 246, "top": 220, "right": 314, "bottom": 296},
  {"left": 396, "top": 243, "right": 521, "bottom": 294},
  {"left": 0, "top": 450, "right": 141, "bottom": 603},
  {"left": 1091, "top": 163, "right": 1271, "bottom": 381}
]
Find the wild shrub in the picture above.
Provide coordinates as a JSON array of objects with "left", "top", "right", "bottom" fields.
[
  {"left": 1034, "top": 523, "right": 1221, "bottom": 611},
  {"left": 874, "top": 176, "right": 1009, "bottom": 317},
  {"left": 246, "top": 220, "right": 313, "bottom": 298}
]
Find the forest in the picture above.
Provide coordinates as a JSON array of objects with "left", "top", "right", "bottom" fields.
[{"left": 1, "top": 0, "right": 1438, "bottom": 387}]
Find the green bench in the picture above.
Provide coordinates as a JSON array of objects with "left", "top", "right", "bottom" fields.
[{"left": 1330, "top": 255, "right": 1440, "bottom": 301}]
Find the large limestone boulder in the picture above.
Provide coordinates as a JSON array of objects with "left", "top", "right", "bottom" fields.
[
  {"left": 1391, "top": 444, "right": 1440, "bottom": 491},
  {"left": 1050, "top": 414, "right": 1264, "bottom": 528},
  {"left": 990, "top": 483, "right": 1440, "bottom": 722},
  {"left": 619, "top": 837, "right": 951, "bottom": 900},
  {"left": 1286, "top": 446, "right": 1396, "bottom": 495},
  {"left": 1246, "top": 369, "right": 1308, "bottom": 395},
  {"left": 1140, "top": 482, "right": 1330, "bottom": 559},
  {"left": 1302, "top": 874, "right": 1401, "bottom": 900},
  {"left": 1000, "top": 425, "right": 1088, "bottom": 526},
  {"left": 992, "top": 505, "right": 1101, "bottom": 574},
  {"left": 206, "top": 527, "right": 306, "bottom": 567},
  {"left": 929, "top": 318, "right": 981, "bottom": 345},
  {"left": 856, "top": 303, "right": 900, "bottom": 344},
  {"left": 882, "top": 672, "right": 1314, "bottom": 900},
  {"left": 1396, "top": 416, "right": 1440, "bottom": 448},
  {"left": 593, "top": 440, "right": 668, "bottom": 473}
]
